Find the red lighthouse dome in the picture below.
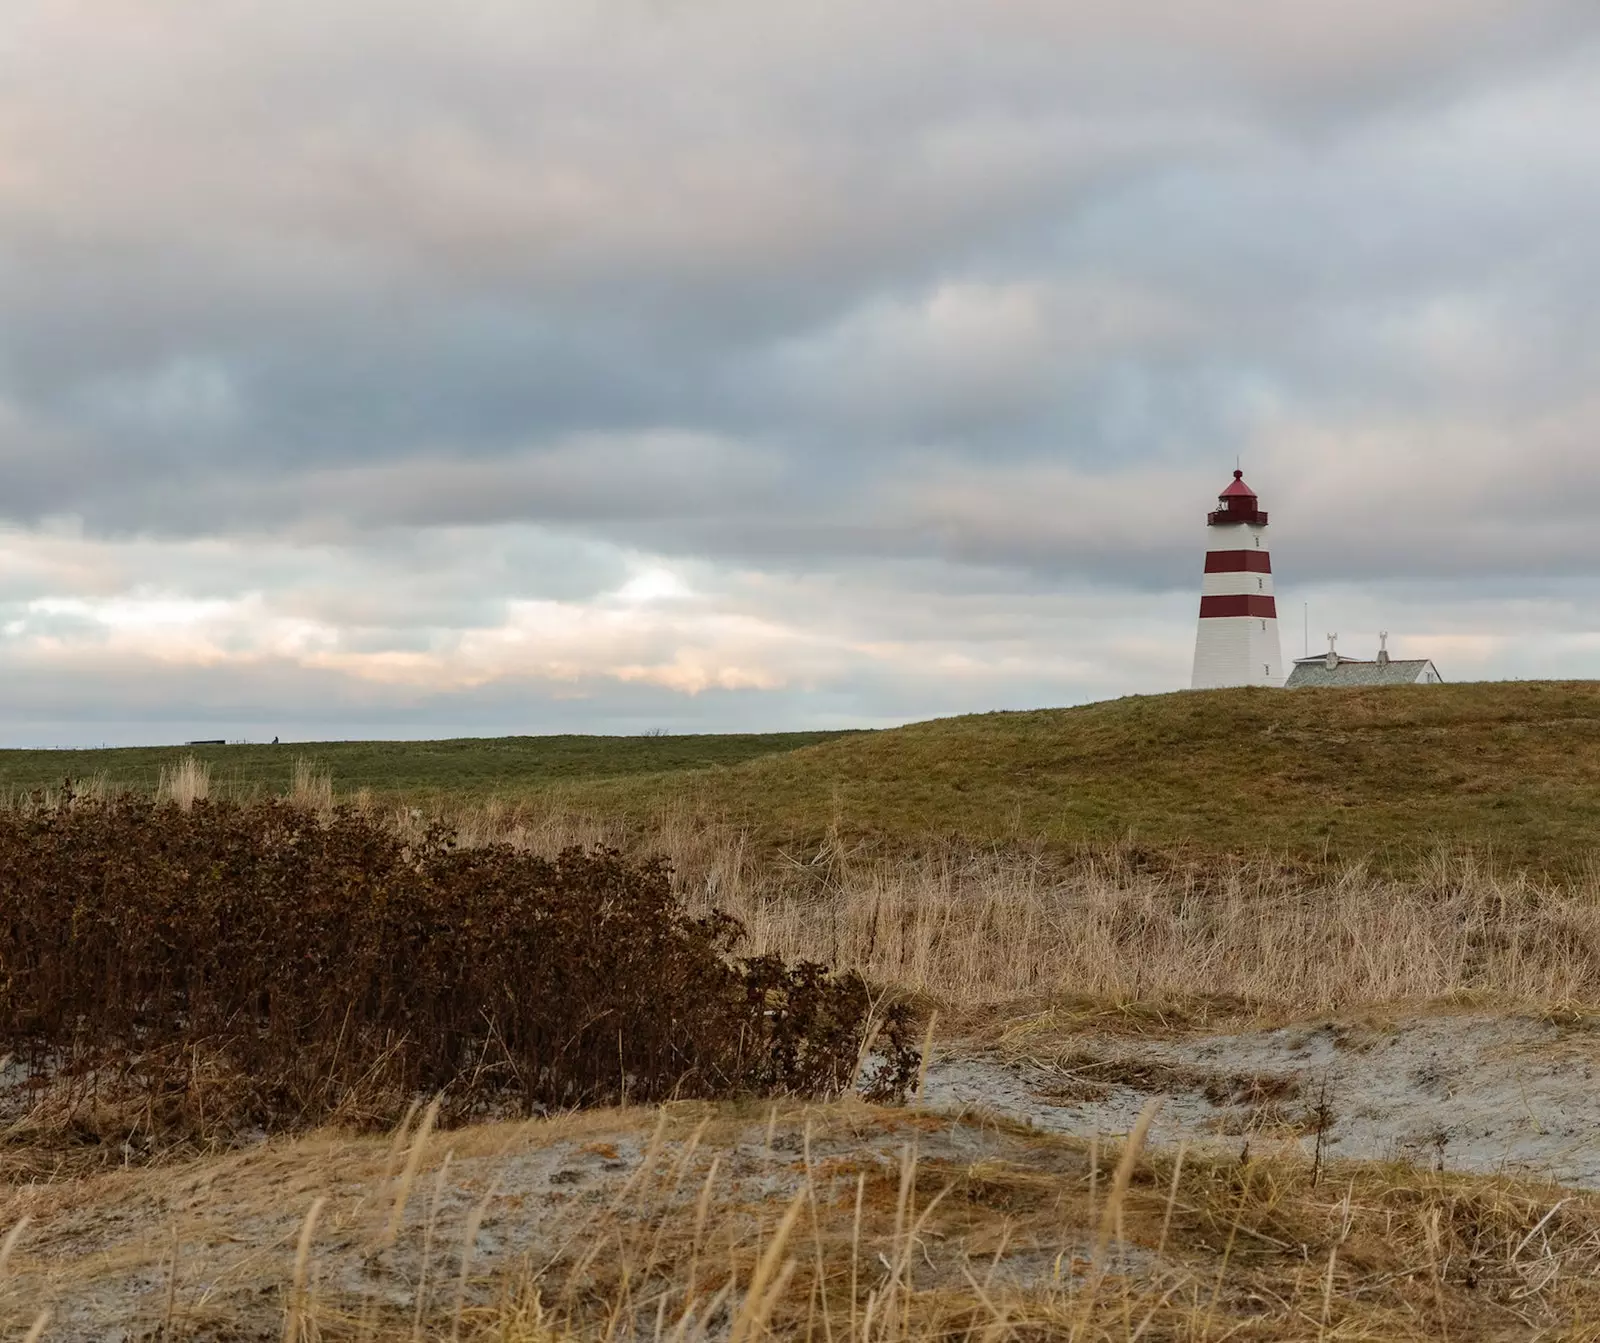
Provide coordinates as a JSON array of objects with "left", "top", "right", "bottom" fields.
[{"left": 1208, "top": 470, "right": 1268, "bottom": 526}]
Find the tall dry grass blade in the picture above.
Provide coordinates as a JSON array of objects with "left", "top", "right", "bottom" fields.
[
  {"left": 728, "top": 1188, "right": 807, "bottom": 1343},
  {"left": 20, "top": 1309, "right": 49, "bottom": 1343},
  {"left": 1129, "top": 1276, "right": 1189, "bottom": 1343},
  {"left": 157, "top": 755, "right": 211, "bottom": 811},
  {"left": 670, "top": 1279, "right": 734, "bottom": 1343},
  {"left": 1201, "top": 1191, "right": 1246, "bottom": 1342},
  {"left": 1426, "top": 1206, "right": 1450, "bottom": 1342},
  {"left": 851, "top": 1013, "right": 884, "bottom": 1097},
  {"left": 1074, "top": 1100, "right": 1161, "bottom": 1338},
  {"left": 667, "top": 1117, "right": 712, "bottom": 1196},
  {"left": 884, "top": 1143, "right": 922, "bottom": 1341},
  {"left": 889, "top": 1144, "right": 914, "bottom": 1331},
  {"left": 1318, "top": 1242, "right": 1338, "bottom": 1341},
  {"left": 451, "top": 1177, "right": 500, "bottom": 1343},
  {"left": 687, "top": 1153, "right": 721, "bottom": 1306},
  {"left": 643, "top": 1120, "right": 713, "bottom": 1284},
  {"left": 282, "top": 1196, "right": 326, "bottom": 1343},
  {"left": 383, "top": 1095, "right": 441, "bottom": 1248},
  {"left": 801, "top": 1120, "right": 834, "bottom": 1343},
  {"left": 859, "top": 1289, "right": 878, "bottom": 1342},
  {"left": 386, "top": 1099, "right": 423, "bottom": 1170},
  {"left": 1512, "top": 1198, "right": 1568, "bottom": 1262},
  {"left": 622, "top": 1110, "right": 671, "bottom": 1214},
  {"left": 665, "top": 1292, "right": 698, "bottom": 1343},
  {"left": 849, "top": 1171, "right": 865, "bottom": 1343},
  {"left": 413, "top": 1150, "right": 454, "bottom": 1339},
  {"left": 1318, "top": 1178, "right": 1354, "bottom": 1342},
  {"left": 914, "top": 1011, "right": 938, "bottom": 1107},
  {"left": 981, "top": 1221, "right": 1012, "bottom": 1295},
  {"left": 1156, "top": 1143, "right": 1187, "bottom": 1258},
  {"left": 958, "top": 1262, "right": 1008, "bottom": 1339},
  {"left": 163, "top": 1223, "right": 180, "bottom": 1334},
  {"left": 289, "top": 757, "right": 334, "bottom": 812},
  {"left": 745, "top": 1261, "right": 799, "bottom": 1343},
  {"left": 1077, "top": 1131, "right": 1100, "bottom": 1280},
  {"left": 892, "top": 1143, "right": 914, "bottom": 1252},
  {"left": 888, "top": 1182, "right": 955, "bottom": 1342},
  {"left": 0, "top": 1216, "right": 31, "bottom": 1275},
  {"left": 357, "top": 1101, "right": 423, "bottom": 1339}
]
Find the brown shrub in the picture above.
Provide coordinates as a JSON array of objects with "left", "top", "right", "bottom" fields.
[{"left": 0, "top": 796, "right": 916, "bottom": 1144}]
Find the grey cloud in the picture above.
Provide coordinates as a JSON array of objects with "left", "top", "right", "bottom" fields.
[
  {"left": 0, "top": 569, "right": 1199, "bottom": 747},
  {"left": 3, "top": 1, "right": 1600, "bottom": 736}
]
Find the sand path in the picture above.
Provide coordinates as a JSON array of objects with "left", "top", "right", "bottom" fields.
[{"left": 926, "top": 1010, "right": 1600, "bottom": 1185}]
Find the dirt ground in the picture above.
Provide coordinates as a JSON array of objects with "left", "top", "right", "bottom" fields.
[
  {"left": 925, "top": 1009, "right": 1600, "bottom": 1187},
  {"left": 8, "top": 1009, "right": 1600, "bottom": 1339},
  {"left": 0, "top": 1101, "right": 1120, "bottom": 1341}
]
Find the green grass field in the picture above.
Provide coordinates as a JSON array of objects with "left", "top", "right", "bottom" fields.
[
  {"left": 552, "top": 680, "right": 1600, "bottom": 868},
  {"left": 13, "top": 680, "right": 1600, "bottom": 868},
  {"left": 0, "top": 731, "right": 853, "bottom": 803}
]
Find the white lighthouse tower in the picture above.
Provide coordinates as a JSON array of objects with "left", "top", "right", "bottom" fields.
[{"left": 1190, "top": 469, "right": 1283, "bottom": 689}]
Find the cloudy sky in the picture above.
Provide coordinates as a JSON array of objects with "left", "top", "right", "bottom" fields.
[{"left": 2, "top": 1, "right": 1598, "bottom": 744}]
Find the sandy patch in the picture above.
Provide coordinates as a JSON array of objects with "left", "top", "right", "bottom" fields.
[
  {"left": 0, "top": 1103, "right": 1104, "bottom": 1341},
  {"left": 924, "top": 1010, "right": 1600, "bottom": 1185}
]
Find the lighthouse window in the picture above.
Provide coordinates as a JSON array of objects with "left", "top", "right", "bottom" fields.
[
  {"left": 1260, "top": 620, "right": 1266, "bottom": 631},
  {"left": 1254, "top": 536, "right": 1260, "bottom": 547},
  {"left": 1257, "top": 578, "right": 1263, "bottom": 590}
]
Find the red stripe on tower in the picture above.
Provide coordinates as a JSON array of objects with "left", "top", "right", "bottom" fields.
[
  {"left": 1203, "top": 550, "right": 1272, "bottom": 574},
  {"left": 1199, "top": 594, "right": 1278, "bottom": 619}
]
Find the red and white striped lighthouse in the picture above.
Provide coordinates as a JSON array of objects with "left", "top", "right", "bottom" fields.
[{"left": 1190, "top": 469, "right": 1283, "bottom": 689}]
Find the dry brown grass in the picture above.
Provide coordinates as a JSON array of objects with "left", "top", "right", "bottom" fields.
[
  {"left": 20, "top": 761, "right": 1600, "bottom": 1032},
  {"left": 154, "top": 754, "right": 211, "bottom": 810},
  {"left": 11, "top": 783, "right": 1600, "bottom": 1337},
  {"left": 381, "top": 796, "right": 1600, "bottom": 1028},
  {"left": 288, "top": 755, "right": 335, "bottom": 813},
  {"left": 6, "top": 1101, "right": 1600, "bottom": 1341}
]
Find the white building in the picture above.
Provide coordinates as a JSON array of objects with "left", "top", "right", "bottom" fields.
[
  {"left": 1190, "top": 470, "right": 1283, "bottom": 688},
  {"left": 1285, "top": 634, "right": 1443, "bottom": 688}
]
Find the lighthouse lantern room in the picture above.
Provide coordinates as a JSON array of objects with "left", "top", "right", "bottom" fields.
[{"left": 1190, "top": 469, "right": 1283, "bottom": 689}]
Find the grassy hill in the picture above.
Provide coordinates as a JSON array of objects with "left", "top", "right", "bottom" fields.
[
  {"left": 0, "top": 730, "right": 853, "bottom": 802},
  {"left": 12, "top": 682, "right": 1600, "bottom": 868},
  {"left": 554, "top": 681, "right": 1600, "bottom": 869}
]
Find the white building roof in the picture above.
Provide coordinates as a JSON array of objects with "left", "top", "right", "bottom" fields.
[{"left": 1284, "top": 656, "right": 1442, "bottom": 688}]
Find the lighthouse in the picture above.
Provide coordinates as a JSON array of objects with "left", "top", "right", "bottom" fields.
[{"left": 1190, "top": 469, "right": 1283, "bottom": 689}]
